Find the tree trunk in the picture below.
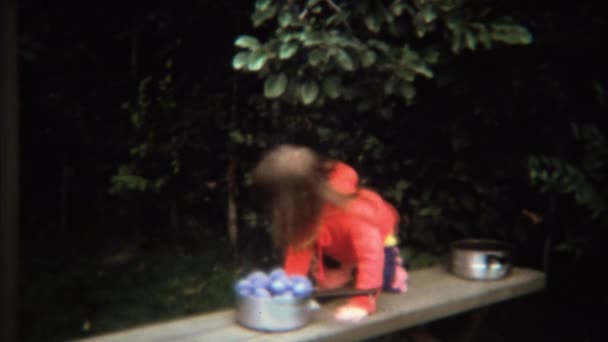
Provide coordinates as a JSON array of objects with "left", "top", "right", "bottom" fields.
[
  {"left": 59, "top": 165, "right": 72, "bottom": 232},
  {"left": 170, "top": 199, "right": 179, "bottom": 245},
  {"left": 1, "top": 1, "right": 19, "bottom": 341},
  {"left": 227, "top": 157, "right": 238, "bottom": 246},
  {"left": 130, "top": 31, "right": 138, "bottom": 83},
  {"left": 227, "top": 78, "right": 239, "bottom": 247},
  {"left": 271, "top": 100, "right": 281, "bottom": 136}
]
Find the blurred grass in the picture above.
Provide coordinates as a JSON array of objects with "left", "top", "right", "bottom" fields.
[{"left": 20, "top": 243, "right": 250, "bottom": 342}]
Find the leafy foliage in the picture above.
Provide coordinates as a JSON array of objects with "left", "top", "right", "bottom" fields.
[
  {"left": 233, "top": 0, "right": 532, "bottom": 109},
  {"left": 529, "top": 124, "right": 608, "bottom": 220},
  {"left": 110, "top": 63, "right": 178, "bottom": 195}
]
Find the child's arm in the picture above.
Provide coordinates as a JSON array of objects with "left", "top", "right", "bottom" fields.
[
  {"left": 283, "top": 246, "right": 313, "bottom": 276},
  {"left": 335, "top": 223, "right": 384, "bottom": 321}
]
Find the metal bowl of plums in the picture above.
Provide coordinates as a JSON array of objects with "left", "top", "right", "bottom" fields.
[{"left": 234, "top": 268, "right": 314, "bottom": 332}]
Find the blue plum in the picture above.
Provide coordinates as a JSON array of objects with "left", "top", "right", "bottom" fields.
[
  {"left": 234, "top": 279, "right": 252, "bottom": 291},
  {"left": 234, "top": 278, "right": 254, "bottom": 297},
  {"left": 269, "top": 267, "right": 287, "bottom": 281},
  {"left": 236, "top": 287, "right": 251, "bottom": 297},
  {"left": 252, "top": 287, "right": 272, "bottom": 298},
  {"left": 292, "top": 282, "right": 313, "bottom": 297},
  {"left": 268, "top": 277, "right": 291, "bottom": 295},
  {"left": 289, "top": 275, "right": 313, "bottom": 297},
  {"left": 247, "top": 271, "right": 270, "bottom": 289}
]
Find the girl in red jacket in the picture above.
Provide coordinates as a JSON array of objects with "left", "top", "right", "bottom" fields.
[{"left": 252, "top": 144, "right": 408, "bottom": 322}]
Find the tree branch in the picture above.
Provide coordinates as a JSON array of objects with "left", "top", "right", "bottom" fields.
[
  {"left": 325, "top": 0, "right": 343, "bottom": 13},
  {"left": 301, "top": 0, "right": 343, "bottom": 19}
]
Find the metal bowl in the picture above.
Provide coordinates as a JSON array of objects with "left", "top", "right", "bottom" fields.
[
  {"left": 449, "top": 239, "right": 512, "bottom": 280},
  {"left": 235, "top": 294, "right": 311, "bottom": 332}
]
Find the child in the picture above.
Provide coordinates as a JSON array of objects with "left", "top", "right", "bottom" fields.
[{"left": 252, "top": 144, "right": 408, "bottom": 322}]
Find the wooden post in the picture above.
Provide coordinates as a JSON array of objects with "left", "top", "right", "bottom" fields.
[{"left": 1, "top": 0, "right": 19, "bottom": 341}]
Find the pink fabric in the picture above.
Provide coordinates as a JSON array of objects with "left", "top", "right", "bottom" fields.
[
  {"left": 284, "top": 162, "right": 400, "bottom": 313},
  {"left": 392, "top": 266, "right": 409, "bottom": 293}
]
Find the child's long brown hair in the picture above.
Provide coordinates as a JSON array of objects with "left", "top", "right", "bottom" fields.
[{"left": 252, "top": 145, "right": 352, "bottom": 250}]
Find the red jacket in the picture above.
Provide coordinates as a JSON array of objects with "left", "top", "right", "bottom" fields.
[{"left": 284, "top": 162, "right": 399, "bottom": 312}]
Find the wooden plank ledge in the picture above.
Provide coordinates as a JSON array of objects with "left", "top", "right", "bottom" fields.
[{"left": 80, "top": 266, "right": 545, "bottom": 342}]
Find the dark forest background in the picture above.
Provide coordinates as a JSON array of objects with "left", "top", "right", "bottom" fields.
[{"left": 17, "top": 0, "right": 607, "bottom": 341}]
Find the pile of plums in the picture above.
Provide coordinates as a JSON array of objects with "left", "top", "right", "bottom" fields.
[{"left": 234, "top": 268, "right": 313, "bottom": 299}]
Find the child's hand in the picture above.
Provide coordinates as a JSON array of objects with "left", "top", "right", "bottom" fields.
[{"left": 333, "top": 305, "right": 369, "bottom": 322}]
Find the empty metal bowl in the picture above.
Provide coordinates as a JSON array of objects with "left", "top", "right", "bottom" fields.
[{"left": 449, "top": 239, "right": 512, "bottom": 280}]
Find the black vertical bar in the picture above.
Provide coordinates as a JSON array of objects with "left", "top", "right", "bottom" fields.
[{"left": 1, "top": 0, "right": 19, "bottom": 341}]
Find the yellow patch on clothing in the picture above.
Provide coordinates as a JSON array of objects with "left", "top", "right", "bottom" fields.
[{"left": 384, "top": 234, "right": 399, "bottom": 247}]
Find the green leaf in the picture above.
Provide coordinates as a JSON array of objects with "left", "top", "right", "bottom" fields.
[
  {"left": 247, "top": 50, "right": 268, "bottom": 71},
  {"left": 384, "top": 79, "right": 397, "bottom": 96},
  {"left": 334, "top": 49, "right": 355, "bottom": 71},
  {"left": 300, "top": 80, "right": 319, "bottom": 105},
  {"left": 327, "top": 12, "right": 350, "bottom": 26},
  {"left": 423, "top": 49, "right": 440, "bottom": 64},
  {"left": 368, "top": 39, "right": 390, "bottom": 53},
  {"left": 322, "top": 76, "right": 342, "bottom": 99},
  {"left": 418, "top": 206, "right": 441, "bottom": 217},
  {"left": 464, "top": 30, "right": 477, "bottom": 50},
  {"left": 229, "top": 130, "right": 245, "bottom": 144},
  {"left": 451, "top": 33, "right": 463, "bottom": 53},
  {"left": 410, "top": 62, "right": 434, "bottom": 78},
  {"left": 390, "top": 180, "right": 411, "bottom": 204},
  {"left": 255, "top": 0, "right": 272, "bottom": 11},
  {"left": 357, "top": 99, "right": 374, "bottom": 112},
  {"left": 391, "top": 2, "right": 414, "bottom": 16},
  {"left": 439, "top": 1, "right": 457, "bottom": 12},
  {"left": 278, "top": 11, "right": 294, "bottom": 27},
  {"left": 316, "top": 127, "right": 331, "bottom": 140},
  {"left": 308, "top": 49, "right": 326, "bottom": 66},
  {"left": 400, "top": 82, "right": 416, "bottom": 103},
  {"left": 264, "top": 73, "right": 288, "bottom": 98},
  {"left": 420, "top": 5, "right": 437, "bottom": 24},
  {"left": 232, "top": 51, "right": 250, "bottom": 70},
  {"left": 279, "top": 32, "right": 300, "bottom": 43},
  {"left": 234, "top": 35, "right": 261, "bottom": 49},
  {"left": 360, "top": 50, "right": 377, "bottom": 68},
  {"left": 129, "top": 144, "right": 149, "bottom": 158},
  {"left": 279, "top": 42, "right": 298, "bottom": 59},
  {"left": 364, "top": 136, "right": 380, "bottom": 151},
  {"left": 252, "top": 4, "right": 278, "bottom": 27},
  {"left": 301, "top": 30, "right": 323, "bottom": 46},
  {"left": 396, "top": 180, "right": 411, "bottom": 191},
  {"left": 448, "top": 20, "right": 464, "bottom": 53},
  {"left": 307, "top": 0, "right": 322, "bottom": 7},
  {"left": 364, "top": 14, "right": 381, "bottom": 33},
  {"left": 415, "top": 25, "right": 427, "bottom": 38},
  {"left": 328, "top": 35, "right": 362, "bottom": 50},
  {"left": 471, "top": 23, "right": 492, "bottom": 48},
  {"left": 491, "top": 24, "right": 533, "bottom": 45}
]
